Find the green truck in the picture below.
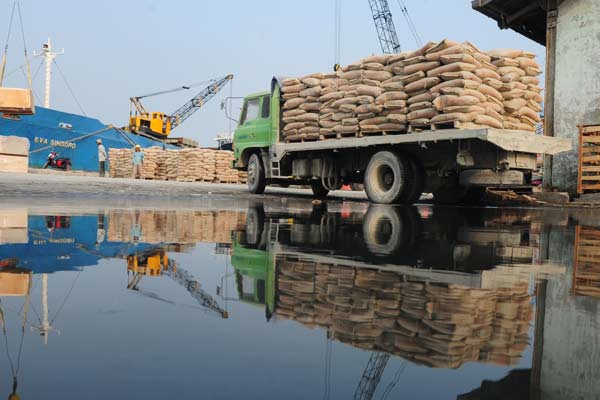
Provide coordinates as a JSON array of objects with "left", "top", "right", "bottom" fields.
[{"left": 232, "top": 78, "right": 571, "bottom": 205}]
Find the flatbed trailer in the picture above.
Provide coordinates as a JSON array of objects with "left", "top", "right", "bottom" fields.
[{"left": 232, "top": 79, "right": 571, "bottom": 204}]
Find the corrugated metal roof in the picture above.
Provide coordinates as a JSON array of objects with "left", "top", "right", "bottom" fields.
[{"left": 472, "top": 0, "right": 547, "bottom": 45}]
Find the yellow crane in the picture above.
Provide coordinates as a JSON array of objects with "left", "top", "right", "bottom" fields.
[{"left": 128, "top": 74, "right": 233, "bottom": 138}]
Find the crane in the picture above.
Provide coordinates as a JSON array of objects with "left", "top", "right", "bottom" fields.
[
  {"left": 367, "top": 0, "right": 401, "bottom": 54},
  {"left": 127, "top": 251, "right": 228, "bottom": 318},
  {"left": 128, "top": 74, "right": 233, "bottom": 138}
]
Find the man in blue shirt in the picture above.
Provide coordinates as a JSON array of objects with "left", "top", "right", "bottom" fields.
[{"left": 132, "top": 144, "right": 144, "bottom": 179}]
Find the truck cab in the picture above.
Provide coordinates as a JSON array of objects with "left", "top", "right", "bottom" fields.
[{"left": 233, "top": 91, "right": 274, "bottom": 169}]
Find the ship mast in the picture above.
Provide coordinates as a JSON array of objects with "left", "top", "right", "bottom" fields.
[{"left": 34, "top": 38, "right": 63, "bottom": 108}]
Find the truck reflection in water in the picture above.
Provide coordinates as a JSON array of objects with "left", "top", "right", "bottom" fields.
[{"left": 231, "top": 203, "right": 594, "bottom": 399}]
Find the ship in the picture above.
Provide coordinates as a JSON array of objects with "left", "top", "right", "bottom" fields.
[{"left": 0, "top": 39, "right": 175, "bottom": 172}]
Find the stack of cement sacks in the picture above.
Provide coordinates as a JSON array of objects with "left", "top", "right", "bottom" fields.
[
  {"left": 109, "top": 147, "right": 243, "bottom": 183},
  {"left": 280, "top": 39, "right": 543, "bottom": 141},
  {"left": 274, "top": 258, "right": 533, "bottom": 368}
]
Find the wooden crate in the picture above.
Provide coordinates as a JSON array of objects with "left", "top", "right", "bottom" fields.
[
  {"left": 572, "top": 225, "right": 600, "bottom": 298},
  {"left": 577, "top": 125, "right": 600, "bottom": 194}
]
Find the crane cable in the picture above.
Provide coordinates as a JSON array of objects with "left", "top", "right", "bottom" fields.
[
  {"left": 333, "top": 0, "right": 341, "bottom": 70},
  {"left": 53, "top": 59, "right": 87, "bottom": 116},
  {"left": 0, "top": 271, "right": 33, "bottom": 394},
  {"left": 0, "top": 1, "right": 17, "bottom": 86},
  {"left": 15, "top": 1, "right": 32, "bottom": 89},
  {"left": 396, "top": 0, "right": 422, "bottom": 47}
]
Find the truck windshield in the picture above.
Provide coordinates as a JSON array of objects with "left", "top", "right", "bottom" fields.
[{"left": 241, "top": 98, "right": 260, "bottom": 124}]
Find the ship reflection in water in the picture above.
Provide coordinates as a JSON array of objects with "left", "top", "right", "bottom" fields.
[{"left": 0, "top": 202, "right": 598, "bottom": 399}]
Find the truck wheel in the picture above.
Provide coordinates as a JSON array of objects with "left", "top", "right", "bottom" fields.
[
  {"left": 310, "top": 180, "right": 330, "bottom": 198},
  {"left": 247, "top": 153, "right": 266, "bottom": 194},
  {"left": 246, "top": 205, "right": 265, "bottom": 247},
  {"left": 363, "top": 205, "right": 403, "bottom": 256},
  {"left": 399, "top": 156, "right": 425, "bottom": 205},
  {"left": 364, "top": 151, "right": 409, "bottom": 204}
]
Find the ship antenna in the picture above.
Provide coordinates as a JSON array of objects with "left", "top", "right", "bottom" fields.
[{"left": 33, "top": 38, "right": 63, "bottom": 108}]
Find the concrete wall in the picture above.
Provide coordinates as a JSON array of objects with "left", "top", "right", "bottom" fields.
[{"left": 552, "top": 0, "right": 600, "bottom": 192}]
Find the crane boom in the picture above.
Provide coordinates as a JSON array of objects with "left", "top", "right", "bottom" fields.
[
  {"left": 169, "top": 74, "right": 233, "bottom": 130},
  {"left": 354, "top": 352, "right": 390, "bottom": 400},
  {"left": 367, "top": 0, "right": 401, "bottom": 54},
  {"left": 164, "top": 260, "right": 229, "bottom": 318}
]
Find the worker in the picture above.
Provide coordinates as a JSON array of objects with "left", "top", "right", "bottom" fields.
[
  {"left": 132, "top": 144, "right": 144, "bottom": 179},
  {"left": 96, "top": 139, "right": 107, "bottom": 177}
]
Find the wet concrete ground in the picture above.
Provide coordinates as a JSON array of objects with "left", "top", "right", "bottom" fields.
[{"left": 0, "top": 179, "right": 599, "bottom": 399}]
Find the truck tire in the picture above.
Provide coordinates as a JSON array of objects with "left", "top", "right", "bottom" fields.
[
  {"left": 364, "top": 151, "right": 409, "bottom": 204},
  {"left": 245, "top": 205, "right": 265, "bottom": 247},
  {"left": 399, "top": 155, "right": 425, "bottom": 205},
  {"left": 363, "top": 205, "right": 402, "bottom": 256},
  {"left": 310, "top": 180, "right": 330, "bottom": 198},
  {"left": 247, "top": 153, "right": 266, "bottom": 194}
]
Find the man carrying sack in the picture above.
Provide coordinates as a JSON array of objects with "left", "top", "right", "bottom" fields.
[
  {"left": 96, "top": 139, "right": 107, "bottom": 177},
  {"left": 132, "top": 144, "right": 144, "bottom": 179}
]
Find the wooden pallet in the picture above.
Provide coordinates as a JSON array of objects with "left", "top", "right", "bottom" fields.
[
  {"left": 318, "top": 131, "right": 358, "bottom": 140},
  {"left": 429, "top": 121, "right": 488, "bottom": 131},
  {"left": 285, "top": 132, "right": 320, "bottom": 143},
  {"left": 577, "top": 125, "right": 600, "bottom": 194},
  {"left": 572, "top": 225, "right": 600, "bottom": 298}
]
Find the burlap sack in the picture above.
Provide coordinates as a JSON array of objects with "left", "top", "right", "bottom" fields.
[
  {"left": 362, "top": 62, "right": 385, "bottom": 71},
  {"left": 387, "top": 113, "right": 407, "bottom": 123},
  {"left": 331, "top": 97, "right": 358, "bottom": 108},
  {"left": 299, "top": 102, "right": 322, "bottom": 111},
  {"left": 377, "top": 123, "right": 406, "bottom": 131},
  {"left": 440, "top": 71, "right": 482, "bottom": 83},
  {"left": 333, "top": 124, "right": 358, "bottom": 133},
  {"left": 342, "top": 117, "right": 359, "bottom": 126},
  {"left": 439, "top": 53, "right": 480, "bottom": 66},
  {"left": 430, "top": 79, "right": 480, "bottom": 93},
  {"left": 433, "top": 95, "right": 481, "bottom": 110},
  {"left": 492, "top": 58, "right": 520, "bottom": 68},
  {"left": 332, "top": 112, "right": 355, "bottom": 121},
  {"left": 408, "top": 101, "right": 433, "bottom": 111},
  {"left": 408, "top": 108, "right": 438, "bottom": 120},
  {"left": 443, "top": 105, "right": 486, "bottom": 114},
  {"left": 475, "top": 114, "right": 503, "bottom": 129},
  {"left": 362, "top": 55, "right": 391, "bottom": 65},
  {"left": 381, "top": 81, "right": 405, "bottom": 91},
  {"left": 282, "top": 83, "right": 306, "bottom": 94},
  {"left": 488, "top": 49, "right": 525, "bottom": 59},
  {"left": 353, "top": 85, "right": 384, "bottom": 97},
  {"left": 356, "top": 104, "right": 384, "bottom": 114},
  {"left": 425, "top": 44, "right": 475, "bottom": 61},
  {"left": 295, "top": 113, "right": 320, "bottom": 122},
  {"left": 439, "top": 87, "right": 486, "bottom": 102},
  {"left": 339, "top": 104, "right": 357, "bottom": 113},
  {"left": 282, "top": 78, "right": 301, "bottom": 86},
  {"left": 356, "top": 95, "right": 375, "bottom": 104},
  {"left": 473, "top": 68, "right": 501, "bottom": 80},
  {"left": 402, "top": 61, "right": 441, "bottom": 75},
  {"left": 320, "top": 91, "right": 345, "bottom": 102},
  {"left": 497, "top": 66, "right": 526, "bottom": 77},
  {"left": 360, "top": 116, "right": 388, "bottom": 126},
  {"left": 283, "top": 109, "right": 306, "bottom": 117},
  {"left": 427, "top": 62, "right": 477, "bottom": 77},
  {"left": 282, "top": 93, "right": 300, "bottom": 100},
  {"left": 383, "top": 100, "right": 408, "bottom": 110},
  {"left": 408, "top": 92, "right": 439, "bottom": 104},
  {"left": 478, "top": 84, "right": 503, "bottom": 101},
  {"left": 357, "top": 112, "right": 376, "bottom": 120},
  {"left": 482, "top": 78, "right": 504, "bottom": 90},
  {"left": 431, "top": 112, "right": 477, "bottom": 123},
  {"left": 283, "top": 97, "right": 306, "bottom": 109},
  {"left": 300, "top": 86, "right": 321, "bottom": 98},
  {"left": 301, "top": 77, "right": 322, "bottom": 87}
]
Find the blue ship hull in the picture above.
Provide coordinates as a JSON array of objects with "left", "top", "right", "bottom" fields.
[{"left": 0, "top": 107, "right": 171, "bottom": 172}]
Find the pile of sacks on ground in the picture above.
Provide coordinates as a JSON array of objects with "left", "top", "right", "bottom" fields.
[
  {"left": 109, "top": 147, "right": 244, "bottom": 183},
  {"left": 280, "top": 39, "right": 542, "bottom": 142}
]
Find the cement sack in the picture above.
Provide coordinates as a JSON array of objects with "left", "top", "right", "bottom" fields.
[
  {"left": 363, "top": 54, "right": 391, "bottom": 65},
  {"left": 282, "top": 93, "right": 300, "bottom": 100},
  {"left": 377, "top": 123, "right": 406, "bottom": 131},
  {"left": 501, "top": 89, "right": 525, "bottom": 100},
  {"left": 295, "top": 113, "right": 320, "bottom": 122},
  {"left": 500, "top": 81, "right": 528, "bottom": 91},
  {"left": 283, "top": 109, "right": 306, "bottom": 118},
  {"left": 439, "top": 53, "right": 480, "bottom": 66},
  {"left": 339, "top": 104, "right": 357, "bottom": 113},
  {"left": 360, "top": 116, "right": 388, "bottom": 126},
  {"left": 301, "top": 77, "right": 322, "bottom": 87},
  {"left": 408, "top": 92, "right": 439, "bottom": 104},
  {"left": 331, "top": 97, "right": 358, "bottom": 108},
  {"left": 408, "top": 101, "right": 433, "bottom": 111},
  {"left": 299, "top": 86, "right": 321, "bottom": 98},
  {"left": 281, "top": 83, "right": 306, "bottom": 94},
  {"left": 357, "top": 112, "right": 376, "bottom": 120},
  {"left": 362, "top": 62, "right": 385, "bottom": 71},
  {"left": 473, "top": 68, "right": 501, "bottom": 81},
  {"left": 500, "top": 72, "right": 524, "bottom": 83},
  {"left": 375, "top": 91, "right": 408, "bottom": 104},
  {"left": 527, "top": 100, "right": 542, "bottom": 112},
  {"left": 430, "top": 79, "right": 480, "bottom": 93},
  {"left": 299, "top": 126, "right": 320, "bottom": 134},
  {"left": 440, "top": 71, "right": 482, "bottom": 83},
  {"left": 427, "top": 62, "right": 477, "bottom": 77},
  {"left": 430, "top": 112, "right": 476, "bottom": 124},
  {"left": 433, "top": 95, "right": 481, "bottom": 111},
  {"left": 320, "top": 91, "right": 345, "bottom": 102},
  {"left": 517, "top": 107, "right": 541, "bottom": 122},
  {"left": 487, "top": 49, "right": 526, "bottom": 59},
  {"left": 284, "top": 122, "right": 307, "bottom": 131},
  {"left": 352, "top": 85, "right": 384, "bottom": 97},
  {"left": 381, "top": 81, "right": 405, "bottom": 91},
  {"left": 356, "top": 95, "right": 375, "bottom": 104},
  {"left": 404, "top": 77, "right": 441, "bottom": 93},
  {"left": 299, "top": 102, "right": 322, "bottom": 111},
  {"left": 333, "top": 124, "right": 358, "bottom": 134},
  {"left": 439, "top": 87, "right": 486, "bottom": 102},
  {"left": 362, "top": 70, "right": 393, "bottom": 81},
  {"left": 475, "top": 115, "right": 504, "bottom": 129},
  {"left": 482, "top": 78, "right": 504, "bottom": 90},
  {"left": 401, "top": 61, "right": 441, "bottom": 75},
  {"left": 282, "top": 78, "right": 301, "bottom": 86},
  {"left": 497, "top": 66, "right": 526, "bottom": 77},
  {"left": 524, "top": 67, "right": 542, "bottom": 76},
  {"left": 520, "top": 76, "right": 539, "bottom": 85},
  {"left": 492, "top": 58, "right": 520, "bottom": 68},
  {"left": 425, "top": 44, "right": 476, "bottom": 61},
  {"left": 407, "top": 108, "right": 438, "bottom": 120},
  {"left": 383, "top": 100, "right": 408, "bottom": 110},
  {"left": 426, "top": 39, "right": 462, "bottom": 55},
  {"left": 478, "top": 84, "right": 503, "bottom": 101},
  {"left": 400, "top": 71, "right": 426, "bottom": 84},
  {"left": 387, "top": 113, "right": 407, "bottom": 123},
  {"left": 443, "top": 105, "right": 486, "bottom": 114},
  {"left": 338, "top": 70, "right": 363, "bottom": 80},
  {"left": 319, "top": 120, "right": 337, "bottom": 128},
  {"left": 356, "top": 104, "right": 384, "bottom": 114},
  {"left": 332, "top": 112, "right": 355, "bottom": 121},
  {"left": 283, "top": 98, "right": 306, "bottom": 109}
]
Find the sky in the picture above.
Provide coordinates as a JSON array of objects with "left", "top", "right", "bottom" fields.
[{"left": 2, "top": 0, "right": 545, "bottom": 147}]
